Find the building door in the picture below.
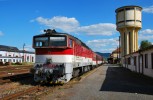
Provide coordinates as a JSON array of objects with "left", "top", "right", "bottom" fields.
[
  {"left": 138, "top": 55, "right": 141, "bottom": 73},
  {"left": 142, "top": 55, "right": 144, "bottom": 74}
]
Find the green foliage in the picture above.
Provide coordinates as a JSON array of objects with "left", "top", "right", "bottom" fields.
[
  {"left": 139, "top": 40, "right": 152, "bottom": 50},
  {"left": 22, "top": 62, "right": 34, "bottom": 65}
]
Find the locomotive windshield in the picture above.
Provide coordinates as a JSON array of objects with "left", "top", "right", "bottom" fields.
[
  {"left": 34, "top": 36, "right": 67, "bottom": 48},
  {"left": 50, "top": 36, "right": 66, "bottom": 46},
  {"left": 34, "top": 37, "right": 49, "bottom": 47}
]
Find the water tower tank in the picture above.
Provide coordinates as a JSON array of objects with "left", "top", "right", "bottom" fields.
[
  {"left": 115, "top": 5, "right": 142, "bottom": 57},
  {"left": 116, "top": 6, "right": 142, "bottom": 30}
]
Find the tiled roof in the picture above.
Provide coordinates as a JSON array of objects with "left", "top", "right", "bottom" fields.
[
  {"left": 0, "top": 45, "right": 34, "bottom": 54},
  {"left": 0, "top": 45, "right": 19, "bottom": 52},
  {"left": 112, "top": 47, "right": 121, "bottom": 53},
  {"left": 19, "top": 50, "right": 35, "bottom": 54}
]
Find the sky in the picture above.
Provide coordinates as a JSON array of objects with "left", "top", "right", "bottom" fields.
[{"left": 0, "top": 0, "right": 153, "bottom": 53}]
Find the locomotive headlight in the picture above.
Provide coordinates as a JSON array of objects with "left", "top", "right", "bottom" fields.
[
  {"left": 35, "top": 70, "right": 39, "bottom": 74},
  {"left": 49, "top": 69, "right": 53, "bottom": 73}
]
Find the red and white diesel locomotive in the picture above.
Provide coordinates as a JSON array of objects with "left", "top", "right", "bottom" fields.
[{"left": 32, "top": 29, "right": 103, "bottom": 83}]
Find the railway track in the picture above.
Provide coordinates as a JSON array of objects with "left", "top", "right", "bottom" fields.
[
  {"left": 0, "top": 86, "right": 41, "bottom": 100},
  {"left": 0, "top": 82, "right": 58, "bottom": 100},
  {"left": 0, "top": 79, "right": 11, "bottom": 84},
  {"left": 0, "top": 73, "right": 33, "bottom": 85},
  {"left": 0, "top": 65, "right": 32, "bottom": 84},
  {"left": 0, "top": 65, "right": 102, "bottom": 100}
]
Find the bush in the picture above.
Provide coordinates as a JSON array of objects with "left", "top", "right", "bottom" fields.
[
  {"left": 4, "top": 62, "right": 11, "bottom": 66},
  {"left": 22, "top": 62, "right": 34, "bottom": 65},
  {"left": 15, "top": 62, "right": 22, "bottom": 65},
  {"left": 0, "top": 62, "right": 3, "bottom": 66}
]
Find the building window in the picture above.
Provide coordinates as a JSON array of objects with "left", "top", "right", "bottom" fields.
[
  {"left": 124, "top": 32, "right": 126, "bottom": 55},
  {"left": 134, "top": 56, "right": 137, "bottom": 66},
  {"left": 151, "top": 53, "right": 153, "bottom": 69},
  {"left": 0, "top": 54, "right": 2, "bottom": 56},
  {"left": 27, "top": 56, "right": 29, "bottom": 62},
  {"left": 0, "top": 59, "right": 2, "bottom": 62},
  {"left": 32, "top": 57, "right": 34, "bottom": 62},
  {"left": 8, "top": 59, "right": 11, "bottom": 62},
  {"left": 13, "top": 59, "right": 15, "bottom": 62},
  {"left": 145, "top": 54, "right": 148, "bottom": 68},
  {"left": 128, "top": 57, "right": 131, "bottom": 64},
  {"left": 4, "top": 59, "right": 7, "bottom": 62}
]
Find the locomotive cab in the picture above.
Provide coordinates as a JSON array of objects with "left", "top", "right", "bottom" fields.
[
  {"left": 32, "top": 29, "right": 103, "bottom": 84},
  {"left": 32, "top": 29, "right": 74, "bottom": 84}
]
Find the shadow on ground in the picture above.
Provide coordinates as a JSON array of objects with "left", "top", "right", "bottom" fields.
[
  {"left": 3, "top": 73, "right": 61, "bottom": 87},
  {"left": 2, "top": 73, "right": 38, "bottom": 86},
  {"left": 100, "top": 66, "right": 153, "bottom": 95}
]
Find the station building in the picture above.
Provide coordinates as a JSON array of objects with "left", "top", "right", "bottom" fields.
[
  {"left": 110, "top": 47, "right": 121, "bottom": 64},
  {"left": 115, "top": 6, "right": 153, "bottom": 78},
  {"left": 123, "top": 45, "right": 153, "bottom": 77},
  {"left": 0, "top": 45, "right": 35, "bottom": 64}
]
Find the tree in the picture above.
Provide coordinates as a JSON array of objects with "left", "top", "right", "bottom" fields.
[{"left": 139, "top": 40, "right": 152, "bottom": 50}]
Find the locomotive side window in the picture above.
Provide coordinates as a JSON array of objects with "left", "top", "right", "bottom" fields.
[
  {"left": 34, "top": 37, "right": 48, "bottom": 47},
  {"left": 69, "top": 39, "right": 73, "bottom": 48},
  {"left": 49, "top": 36, "right": 67, "bottom": 46}
]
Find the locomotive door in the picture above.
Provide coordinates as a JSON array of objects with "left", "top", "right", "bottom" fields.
[{"left": 70, "top": 39, "right": 75, "bottom": 67}]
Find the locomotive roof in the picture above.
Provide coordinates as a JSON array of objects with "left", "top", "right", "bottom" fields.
[{"left": 34, "top": 29, "right": 92, "bottom": 51}]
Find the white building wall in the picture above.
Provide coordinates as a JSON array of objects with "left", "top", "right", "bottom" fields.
[
  {"left": 123, "top": 48, "right": 153, "bottom": 78},
  {"left": 0, "top": 50, "right": 35, "bottom": 64},
  {"left": 142, "top": 49, "right": 153, "bottom": 77}
]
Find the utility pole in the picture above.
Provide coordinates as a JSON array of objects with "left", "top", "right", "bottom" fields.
[
  {"left": 119, "top": 36, "right": 120, "bottom": 63},
  {"left": 23, "top": 43, "right": 26, "bottom": 63}
]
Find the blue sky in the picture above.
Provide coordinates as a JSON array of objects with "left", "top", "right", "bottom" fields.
[{"left": 0, "top": 0, "right": 153, "bottom": 53}]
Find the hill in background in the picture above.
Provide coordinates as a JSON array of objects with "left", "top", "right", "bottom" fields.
[{"left": 95, "top": 52, "right": 110, "bottom": 60}]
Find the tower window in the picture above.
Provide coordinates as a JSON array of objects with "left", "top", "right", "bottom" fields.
[
  {"left": 129, "top": 32, "right": 131, "bottom": 54},
  {"left": 125, "top": 8, "right": 134, "bottom": 10},
  {"left": 126, "top": 20, "right": 134, "bottom": 22}
]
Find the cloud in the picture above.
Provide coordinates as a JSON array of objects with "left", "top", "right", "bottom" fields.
[
  {"left": 143, "top": 5, "right": 153, "bottom": 13},
  {"left": 139, "top": 29, "right": 153, "bottom": 41},
  {"left": 140, "top": 29, "right": 153, "bottom": 34},
  {"left": 139, "top": 34, "right": 153, "bottom": 41},
  {"left": 0, "top": 31, "right": 4, "bottom": 36},
  {"left": 100, "top": 48, "right": 116, "bottom": 53},
  {"left": 36, "top": 16, "right": 79, "bottom": 32},
  {"left": 35, "top": 16, "right": 116, "bottom": 36},
  {"left": 77, "top": 23, "right": 116, "bottom": 35},
  {"left": 86, "top": 38, "right": 119, "bottom": 53}
]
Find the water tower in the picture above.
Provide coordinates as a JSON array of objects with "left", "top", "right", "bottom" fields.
[{"left": 115, "top": 6, "right": 142, "bottom": 57}]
